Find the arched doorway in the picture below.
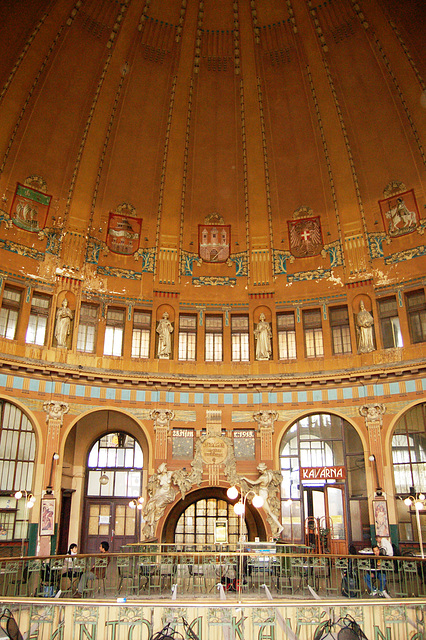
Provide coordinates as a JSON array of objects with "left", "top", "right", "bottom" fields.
[
  {"left": 81, "top": 431, "right": 144, "bottom": 553},
  {"left": 163, "top": 487, "right": 267, "bottom": 545},
  {"left": 280, "top": 413, "right": 367, "bottom": 554}
]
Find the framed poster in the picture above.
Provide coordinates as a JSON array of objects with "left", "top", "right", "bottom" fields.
[
  {"left": 373, "top": 499, "right": 390, "bottom": 538},
  {"left": 214, "top": 520, "right": 228, "bottom": 544},
  {"left": 40, "top": 498, "right": 55, "bottom": 536}
]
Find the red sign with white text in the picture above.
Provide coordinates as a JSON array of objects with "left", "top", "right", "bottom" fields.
[{"left": 301, "top": 466, "right": 346, "bottom": 481}]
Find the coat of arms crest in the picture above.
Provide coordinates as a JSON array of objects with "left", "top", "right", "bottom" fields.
[
  {"left": 288, "top": 216, "right": 323, "bottom": 258},
  {"left": 198, "top": 213, "right": 230, "bottom": 263}
]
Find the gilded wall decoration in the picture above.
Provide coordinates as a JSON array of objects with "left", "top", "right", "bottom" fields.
[
  {"left": 192, "top": 276, "right": 236, "bottom": 286},
  {"left": 96, "top": 266, "right": 142, "bottom": 279},
  {"left": 287, "top": 268, "right": 331, "bottom": 283},
  {"left": 273, "top": 249, "right": 294, "bottom": 275},
  {"left": 10, "top": 183, "right": 51, "bottom": 232},
  {"left": 289, "top": 216, "right": 323, "bottom": 258},
  {"left": 180, "top": 250, "right": 202, "bottom": 276},
  {"left": 229, "top": 251, "right": 249, "bottom": 276},
  {"left": 321, "top": 240, "right": 344, "bottom": 268},
  {"left": 379, "top": 189, "right": 418, "bottom": 237},
  {"left": 106, "top": 212, "right": 142, "bottom": 255},
  {"left": 384, "top": 245, "right": 426, "bottom": 265},
  {"left": 0, "top": 239, "right": 44, "bottom": 260}
]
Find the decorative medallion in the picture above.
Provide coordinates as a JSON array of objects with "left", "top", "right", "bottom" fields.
[
  {"left": 288, "top": 216, "right": 323, "bottom": 257},
  {"left": 379, "top": 189, "right": 418, "bottom": 237},
  {"left": 10, "top": 183, "right": 51, "bottom": 232},
  {"left": 106, "top": 212, "right": 142, "bottom": 255},
  {"left": 198, "top": 213, "right": 230, "bottom": 262},
  {"left": 200, "top": 436, "right": 228, "bottom": 465}
]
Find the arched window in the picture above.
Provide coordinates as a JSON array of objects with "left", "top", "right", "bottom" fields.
[
  {"left": 175, "top": 498, "right": 245, "bottom": 546},
  {"left": 392, "top": 403, "right": 426, "bottom": 494},
  {"left": 392, "top": 403, "right": 426, "bottom": 544},
  {"left": 0, "top": 401, "right": 36, "bottom": 541},
  {"left": 87, "top": 432, "right": 143, "bottom": 497}
]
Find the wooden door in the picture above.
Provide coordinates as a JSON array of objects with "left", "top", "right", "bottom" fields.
[{"left": 83, "top": 500, "right": 139, "bottom": 553}]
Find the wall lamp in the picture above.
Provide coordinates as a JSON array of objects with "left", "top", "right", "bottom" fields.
[
  {"left": 14, "top": 490, "right": 36, "bottom": 557},
  {"left": 46, "top": 452, "right": 60, "bottom": 495},
  {"left": 227, "top": 484, "right": 264, "bottom": 602},
  {"left": 129, "top": 497, "right": 144, "bottom": 510},
  {"left": 368, "top": 454, "right": 383, "bottom": 496}
]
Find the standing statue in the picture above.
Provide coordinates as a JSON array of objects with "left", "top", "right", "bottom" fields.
[
  {"left": 356, "top": 300, "right": 375, "bottom": 354},
  {"left": 254, "top": 313, "right": 272, "bottom": 360},
  {"left": 242, "top": 462, "right": 284, "bottom": 537},
  {"left": 55, "top": 298, "right": 73, "bottom": 348},
  {"left": 156, "top": 312, "right": 173, "bottom": 358},
  {"left": 143, "top": 463, "right": 176, "bottom": 538}
]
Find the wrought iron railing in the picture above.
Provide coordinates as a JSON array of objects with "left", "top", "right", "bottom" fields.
[{"left": 0, "top": 549, "right": 425, "bottom": 600}]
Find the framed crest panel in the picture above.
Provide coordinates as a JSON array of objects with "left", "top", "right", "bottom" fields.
[
  {"left": 288, "top": 216, "right": 323, "bottom": 257},
  {"left": 107, "top": 213, "right": 142, "bottom": 255},
  {"left": 198, "top": 224, "right": 230, "bottom": 263},
  {"left": 10, "top": 183, "right": 51, "bottom": 232},
  {"left": 379, "top": 189, "right": 418, "bottom": 237}
]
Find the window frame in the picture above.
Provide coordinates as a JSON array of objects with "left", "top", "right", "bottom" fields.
[
  {"left": 277, "top": 312, "right": 297, "bottom": 360},
  {"left": 77, "top": 302, "right": 99, "bottom": 353},
  {"left": 0, "top": 286, "right": 22, "bottom": 340},
  {"left": 329, "top": 305, "right": 352, "bottom": 355},
  {"left": 377, "top": 296, "right": 403, "bottom": 349},
  {"left": 103, "top": 307, "right": 125, "bottom": 357},
  {"left": 25, "top": 292, "right": 51, "bottom": 346},
  {"left": 205, "top": 314, "right": 223, "bottom": 362},
  {"left": 131, "top": 310, "right": 151, "bottom": 359},
  {"left": 178, "top": 314, "right": 197, "bottom": 361},
  {"left": 405, "top": 289, "right": 426, "bottom": 344},
  {"left": 303, "top": 309, "right": 324, "bottom": 358},
  {"left": 231, "top": 314, "right": 250, "bottom": 362}
]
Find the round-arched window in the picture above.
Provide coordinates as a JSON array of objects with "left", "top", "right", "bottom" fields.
[{"left": 87, "top": 432, "right": 143, "bottom": 497}]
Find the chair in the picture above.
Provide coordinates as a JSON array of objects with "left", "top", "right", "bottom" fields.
[
  {"left": 61, "top": 557, "right": 86, "bottom": 596},
  {"left": 81, "top": 557, "right": 109, "bottom": 597},
  {"left": 117, "top": 556, "right": 138, "bottom": 595},
  {"left": 0, "top": 560, "right": 20, "bottom": 597}
]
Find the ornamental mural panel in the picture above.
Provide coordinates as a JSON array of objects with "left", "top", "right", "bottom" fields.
[
  {"left": 107, "top": 213, "right": 142, "bottom": 255},
  {"left": 379, "top": 189, "right": 418, "bottom": 237},
  {"left": 288, "top": 216, "right": 323, "bottom": 258},
  {"left": 10, "top": 183, "right": 51, "bottom": 232}
]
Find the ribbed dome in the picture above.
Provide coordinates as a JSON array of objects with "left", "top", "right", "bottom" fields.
[{"left": 0, "top": 0, "right": 425, "bottom": 383}]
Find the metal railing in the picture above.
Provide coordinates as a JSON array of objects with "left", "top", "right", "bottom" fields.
[{"left": 0, "top": 549, "right": 425, "bottom": 600}]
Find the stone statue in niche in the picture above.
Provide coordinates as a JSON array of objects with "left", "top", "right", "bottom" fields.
[
  {"left": 156, "top": 311, "right": 173, "bottom": 358},
  {"left": 356, "top": 300, "right": 375, "bottom": 354},
  {"left": 254, "top": 313, "right": 272, "bottom": 360},
  {"left": 242, "top": 462, "right": 284, "bottom": 537},
  {"left": 55, "top": 298, "right": 73, "bottom": 348}
]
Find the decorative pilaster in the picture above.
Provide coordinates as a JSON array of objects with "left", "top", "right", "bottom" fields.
[
  {"left": 150, "top": 409, "right": 174, "bottom": 459},
  {"left": 253, "top": 410, "right": 278, "bottom": 460},
  {"left": 42, "top": 401, "right": 69, "bottom": 490},
  {"left": 359, "top": 403, "right": 386, "bottom": 491}
]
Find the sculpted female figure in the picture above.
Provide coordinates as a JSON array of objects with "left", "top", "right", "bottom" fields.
[
  {"left": 55, "top": 298, "right": 73, "bottom": 348},
  {"left": 156, "top": 312, "right": 173, "bottom": 357},
  {"left": 242, "top": 463, "right": 284, "bottom": 536},
  {"left": 254, "top": 313, "right": 272, "bottom": 360},
  {"left": 356, "top": 300, "right": 375, "bottom": 353}
]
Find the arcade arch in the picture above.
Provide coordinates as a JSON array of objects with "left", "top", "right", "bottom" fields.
[
  {"left": 279, "top": 412, "right": 367, "bottom": 554},
  {"left": 59, "top": 409, "right": 149, "bottom": 553}
]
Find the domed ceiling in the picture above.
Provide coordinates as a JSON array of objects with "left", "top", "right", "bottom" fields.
[{"left": 0, "top": 0, "right": 425, "bottom": 380}]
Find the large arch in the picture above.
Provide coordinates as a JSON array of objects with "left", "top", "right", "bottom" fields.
[
  {"left": 59, "top": 408, "right": 152, "bottom": 553},
  {"left": 161, "top": 486, "right": 267, "bottom": 544},
  {"left": 278, "top": 411, "right": 368, "bottom": 554}
]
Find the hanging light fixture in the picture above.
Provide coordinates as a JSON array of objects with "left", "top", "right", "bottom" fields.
[{"left": 99, "top": 473, "right": 110, "bottom": 485}]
